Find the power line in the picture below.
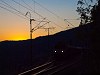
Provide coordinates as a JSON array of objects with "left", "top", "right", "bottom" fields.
[
  {"left": 21, "top": 0, "right": 35, "bottom": 12},
  {"left": 64, "top": 18, "right": 80, "bottom": 28},
  {"left": 32, "top": 0, "right": 75, "bottom": 28},
  {"left": 0, "top": 4, "right": 27, "bottom": 20},
  {"left": 32, "top": 21, "right": 51, "bottom": 32},
  {"left": 21, "top": 0, "right": 43, "bottom": 20},
  {"left": 34, "top": 1, "right": 75, "bottom": 29},
  {"left": 11, "top": 0, "right": 48, "bottom": 22},
  {"left": 32, "top": 0, "right": 60, "bottom": 18},
  {"left": 11, "top": 0, "right": 43, "bottom": 18},
  {"left": 1, "top": 0, "right": 74, "bottom": 31},
  {"left": 1, "top": 0, "right": 76, "bottom": 30},
  {"left": 51, "top": 21, "right": 65, "bottom": 29},
  {"left": 40, "top": 27, "right": 55, "bottom": 36},
  {"left": 12, "top": 0, "right": 65, "bottom": 30},
  {"left": 31, "top": 18, "right": 46, "bottom": 31},
  {"left": 13, "top": 0, "right": 62, "bottom": 32},
  {"left": 0, "top": 0, "right": 28, "bottom": 19},
  {"left": 64, "top": 19, "right": 75, "bottom": 28},
  {"left": 0, "top": 0, "right": 25, "bottom": 17}
]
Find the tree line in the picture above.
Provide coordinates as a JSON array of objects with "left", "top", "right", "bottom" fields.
[{"left": 77, "top": 0, "right": 100, "bottom": 25}]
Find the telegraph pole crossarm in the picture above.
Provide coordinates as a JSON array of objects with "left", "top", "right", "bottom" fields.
[{"left": 40, "top": 27, "right": 55, "bottom": 36}]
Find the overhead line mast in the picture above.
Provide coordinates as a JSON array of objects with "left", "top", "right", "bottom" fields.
[
  {"left": 25, "top": 11, "right": 50, "bottom": 65},
  {"left": 25, "top": 12, "right": 35, "bottom": 65}
]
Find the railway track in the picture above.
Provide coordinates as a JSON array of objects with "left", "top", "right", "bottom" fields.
[
  {"left": 18, "top": 49, "right": 81, "bottom": 75},
  {"left": 18, "top": 61, "right": 53, "bottom": 75},
  {"left": 18, "top": 58, "right": 80, "bottom": 75},
  {"left": 18, "top": 60, "right": 68, "bottom": 75},
  {"left": 38, "top": 60, "right": 80, "bottom": 75}
]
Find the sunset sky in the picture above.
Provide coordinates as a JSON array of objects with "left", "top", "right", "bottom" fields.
[{"left": 0, "top": 0, "right": 81, "bottom": 41}]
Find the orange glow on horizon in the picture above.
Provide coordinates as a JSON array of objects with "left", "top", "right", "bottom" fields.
[
  {"left": 0, "top": 30, "right": 48, "bottom": 41},
  {"left": 8, "top": 36, "right": 28, "bottom": 41},
  {"left": 4, "top": 34, "right": 29, "bottom": 41},
  {"left": 10, "top": 37, "right": 27, "bottom": 41}
]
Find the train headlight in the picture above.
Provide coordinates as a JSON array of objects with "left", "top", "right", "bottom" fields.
[
  {"left": 61, "top": 50, "right": 64, "bottom": 53},
  {"left": 54, "top": 51, "right": 57, "bottom": 52}
]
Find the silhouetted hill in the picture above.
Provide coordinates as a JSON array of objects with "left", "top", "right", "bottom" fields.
[{"left": 0, "top": 22, "right": 100, "bottom": 75}]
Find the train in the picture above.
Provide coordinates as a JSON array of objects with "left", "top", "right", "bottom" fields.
[{"left": 52, "top": 41, "right": 84, "bottom": 61}]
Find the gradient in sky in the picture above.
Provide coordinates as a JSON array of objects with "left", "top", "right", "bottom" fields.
[{"left": 0, "top": 0, "right": 80, "bottom": 41}]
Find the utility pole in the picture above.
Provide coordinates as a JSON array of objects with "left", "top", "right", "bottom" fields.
[
  {"left": 25, "top": 12, "right": 49, "bottom": 65},
  {"left": 41, "top": 27, "right": 55, "bottom": 61},
  {"left": 41, "top": 26, "right": 55, "bottom": 48},
  {"left": 25, "top": 12, "right": 35, "bottom": 65},
  {"left": 25, "top": 12, "right": 35, "bottom": 39},
  {"left": 42, "top": 27, "right": 55, "bottom": 36}
]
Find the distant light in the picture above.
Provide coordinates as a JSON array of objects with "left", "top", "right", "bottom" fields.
[
  {"left": 55, "top": 51, "right": 56, "bottom": 52},
  {"left": 62, "top": 50, "right": 64, "bottom": 53}
]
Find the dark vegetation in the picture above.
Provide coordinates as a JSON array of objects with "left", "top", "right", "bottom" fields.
[{"left": 77, "top": 0, "right": 100, "bottom": 25}]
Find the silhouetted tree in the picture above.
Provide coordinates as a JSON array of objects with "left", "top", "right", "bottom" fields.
[
  {"left": 91, "top": 0, "right": 100, "bottom": 23},
  {"left": 76, "top": 0, "right": 99, "bottom": 25}
]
